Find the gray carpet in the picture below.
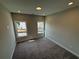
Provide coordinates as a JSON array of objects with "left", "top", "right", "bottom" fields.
[{"left": 13, "top": 38, "right": 79, "bottom": 59}]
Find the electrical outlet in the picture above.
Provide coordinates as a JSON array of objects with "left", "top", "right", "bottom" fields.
[
  {"left": 70, "top": 45, "right": 73, "bottom": 48},
  {"left": 6, "top": 25, "right": 9, "bottom": 30}
]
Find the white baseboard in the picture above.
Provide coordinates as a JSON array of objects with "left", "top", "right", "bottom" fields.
[
  {"left": 46, "top": 36, "right": 79, "bottom": 58},
  {"left": 11, "top": 42, "right": 16, "bottom": 59}
]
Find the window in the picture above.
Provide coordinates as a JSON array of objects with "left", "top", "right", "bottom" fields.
[
  {"left": 15, "top": 21, "right": 27, "bottom": 37},
  {"left": 37, "top": 22, "right": 44, "bottom": 34}
]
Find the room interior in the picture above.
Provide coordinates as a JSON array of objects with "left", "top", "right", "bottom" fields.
[{"left": 0, "top": 0, "right": 79, "bottom": 59}]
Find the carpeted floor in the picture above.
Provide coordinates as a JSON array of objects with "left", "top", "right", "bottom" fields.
[{"left": 13, "top": 38, "right": 79, "bottom": 59}]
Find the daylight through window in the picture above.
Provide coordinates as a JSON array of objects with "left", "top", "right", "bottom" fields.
[
  {"left": 15, "top": 21, "right": 27, "bottom": 37},
  {"left": 37, "top": 22, "right": 44, "bottom": 34}
]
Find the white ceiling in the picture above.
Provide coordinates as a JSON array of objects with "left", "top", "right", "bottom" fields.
[{"left": 0, "top": 0, "right": 79, "bottom": 16}]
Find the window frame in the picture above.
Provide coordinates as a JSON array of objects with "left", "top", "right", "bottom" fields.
[
  {"left": 37, "top": 21, "right": 45, "bottom": 34},
  {"left": 14, "top": 21, "right": 27, "bottom": 38}
]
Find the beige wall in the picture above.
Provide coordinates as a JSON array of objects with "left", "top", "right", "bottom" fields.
[
  {"left": 0, "top": 4, "right": 16, "bottom": 59},
  {"left": 11, "top": 13, "right": 45, "bottom": 42},
  {"left": 45, "top": 6, "right": 79, "bottom": 57}
]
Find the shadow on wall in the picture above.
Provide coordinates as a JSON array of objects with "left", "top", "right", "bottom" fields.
[
  {"left": 45, "top": 6, "right": 79, "bottom": 57},
  {"left": 0, "top": 4, "right": 16, "bottom": 59}
]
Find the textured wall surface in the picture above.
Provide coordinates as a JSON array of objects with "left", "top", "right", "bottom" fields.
[
  {"left": 45, "top": 7, "right": 79, "bottom": 57},
  {"left": 0, "top": 4, "right": 16, "bottom": 59}
]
